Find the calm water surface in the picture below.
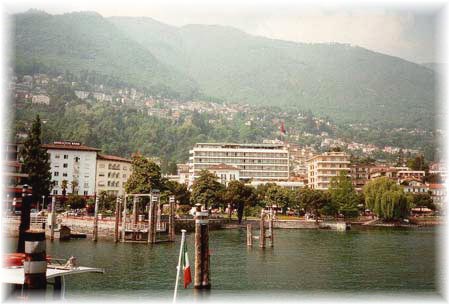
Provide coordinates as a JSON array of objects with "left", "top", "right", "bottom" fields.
[{"left": 6, "top": 227, "right": 440, "bottom": 301}]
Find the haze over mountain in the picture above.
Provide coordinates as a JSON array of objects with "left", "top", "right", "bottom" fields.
[{"left": 13, "top": 10, "right": 436, "bottom": 128}]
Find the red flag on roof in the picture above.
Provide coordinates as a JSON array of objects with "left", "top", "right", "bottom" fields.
[{"left": 280, "top": 122, "right": 286, "bottom": 134}]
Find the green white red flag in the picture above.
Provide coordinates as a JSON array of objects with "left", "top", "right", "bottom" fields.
[{"left": 182, "top": 240, "right": 192, "bottom": 288}]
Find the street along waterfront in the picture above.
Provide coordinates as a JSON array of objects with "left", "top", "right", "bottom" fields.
[{"left": 5, "top": 226, "right": 439, "bottom": 301}]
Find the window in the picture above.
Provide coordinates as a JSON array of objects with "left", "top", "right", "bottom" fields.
[
  {"left": 62, "top": 173, "right": 68, "bottom": 177},
  {"left": 55, "top": 154, "right": 60, "bottom": 159},
  {"left": 123, "top": 174, "right": 127, "bottom": 178},
  {"left": 74, "top": 157, "right": 80, "bottom": 162},
  {"left": 54, "top": 172, "right": 59, "bottom": 177},
  {"left": 63, "top": 163, "right": 68, "bottom": 168},
  {"left": 84, "top": 191, "right": 88, "bottom": 196},
  {"left": 64, "top": 155, "right": 68, "bottom": 159},
  {"left": 84, "top": 182, "right": 89, "bottom": 188},
  {"left": 53, "top": 190, "right": 58, "bottom": 195},
  {"left": 53, "top": 181, "right": 58, "bottom": 186},
  {"left": 99, "top": 172, "right": 105, "bottom": 177},
  {"left": 100, "top": 164, "right": 105, "bottom": 168}
]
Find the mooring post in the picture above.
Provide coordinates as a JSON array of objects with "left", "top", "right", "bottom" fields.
[
  {"left": 24, "top": 229, "right": 47, "bottom": 298},
  {"left": 93, "top": 196, "right": 99, "bottom": 242},
  {"left": 169, "top": 195, "right": 175, "bottom": 242},
  {"left": 148, "top": 194, "right": 157, "bottom": 244},
  {"left": 132, "top": 196, "right": 137, "bottom": 227},
  {"left": 50, "top": 196, "right": 56, "bottom": 241},
  {"left": 269, "top": 208, "right": 274, "bottom": 247},
  {"left": 259, "top": 209, "right": 266, "bottom": 248},
  {"left": 122, "top": 196, "right": 127, "bottom": 242},
  {"left": 114, "top": 196, "right": 121, "bottom": 243},
  {"left": 194, "top": 204, "right": 211, "bottom": 289},
  {"left": 152, "top": 195, "right": 158, "bottom": 243},
  {"left": 17, "top": 185, "right": 31, "bottom": 253},
  {"left": 147, "top": 196, "right": 153, "bottom": 244},
  {"left": 247, "top": 223, "right": 252, "bottom": 246}
]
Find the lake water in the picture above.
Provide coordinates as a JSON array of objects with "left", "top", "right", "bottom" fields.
[{"left": 5, "top": 226, "right": 441, "bottom": 301}]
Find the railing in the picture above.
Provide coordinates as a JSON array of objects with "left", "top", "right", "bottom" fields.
[
  {"left": 124, "top": 222, "right": 167, "bottom": 232},
  {"left": 3, "top": 215, "right": 46, "bottom": 229}
]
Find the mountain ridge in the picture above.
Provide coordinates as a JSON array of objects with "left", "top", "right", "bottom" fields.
[{"left": 14, "top": 10, "right": 436, "bottom": 128}]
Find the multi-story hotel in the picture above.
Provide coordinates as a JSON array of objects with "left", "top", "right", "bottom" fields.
[
  {"left": 307, "top": 151, "right": 351, "bottom": 190},
  {"left": 43, "top": 141, "right": 100, "bottom": 197},
  {"left": 189, "top": 143, "right": 289, "bottom": 185},
  {"left": 95, "top": 154, "right": 132, "bottom": 196}
]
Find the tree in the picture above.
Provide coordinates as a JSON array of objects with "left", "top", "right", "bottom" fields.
[
  {"left": 408, "top": 193, "right": 436, "bottom": 211},
  {"left": 190, "top": 170, "right": 224, "bottom": 209},
  {"left": 71, "top": 180, "right": 79, "bottom": 195},
  {"left": 363, "top": 177, "right": 410, "bottom": 220},
  {"left": 61, "top": 180, "right": 68, "bottom": 197},
  {"left": 21, "top": 115, "right": 53, "bottom": 203},
  {"left": 163, "top": 180, "right": 191, "bottom": 205},
  {"left": 406, "top": 154, "right": 428, "bottom": 171},
  {"left": 329, "top": 171, "right": 359, "bottom": 218},
  {"left": 264, "top": 185, "right": 295, "bottom": 215},
  {"left": 98, "top": 191, "right": 116, "bottom": 212},
  {"left": 125, "top": 153, "right": 163, "bottom": 194},
  {"left": 223, "top": 180, "right": 257, "bottom": 223},
  {"left": 66, "top": 194, "right": 87, "bottom": 210},
  {"left": 298, "top": 188, "right": 330, "bottom": 223}
]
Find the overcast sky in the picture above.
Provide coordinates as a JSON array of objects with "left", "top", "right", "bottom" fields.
[{"left": 3, "top": 0, "right": 446, "bottom": 63}]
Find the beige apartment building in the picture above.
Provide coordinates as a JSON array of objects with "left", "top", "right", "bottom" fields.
[
  {"left": 95, "top": 154, "right": 132, "bottom": 196},
  {"left": 307, "top": 152, "right": 351, "bottom": 190}
]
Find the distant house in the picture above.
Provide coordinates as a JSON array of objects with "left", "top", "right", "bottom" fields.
[
  {"left": 74, "top": 90, "right": 90, "bottom": 100},
  {"left": 208, "top": 163, "right": 240, "bottom": 186},
  {"left": 428, "top": 184, "right": 447, "bottom": 209},
  {"left": 402, "top": 179, "right": 428, "bottom": 194},
  {"left": 31, "top": 94, "right": 50, "bottom": 105}
]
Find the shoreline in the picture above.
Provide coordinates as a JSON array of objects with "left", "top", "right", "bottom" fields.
[{"left": 3, "top": 216, "right": 442, "bottom": 240}]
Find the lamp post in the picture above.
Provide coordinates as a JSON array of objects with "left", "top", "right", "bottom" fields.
[
  {"left": 6, "top": 194, "right": 10, "bottom": 214},
  {"left": 41, "top": 195, "right": 45, "bottom": 212}
]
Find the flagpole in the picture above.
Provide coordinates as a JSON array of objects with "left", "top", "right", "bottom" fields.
[{"left": 173, "top": 229, "right": 186, "bottom": 303}]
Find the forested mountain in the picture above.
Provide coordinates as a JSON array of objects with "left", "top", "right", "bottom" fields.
[
  {"left": 110, "top": 16, "right": 436, "bottom": 129},
  {"left": 13, "top": 10, "right": 199, "bottom": 99},
  {"left": 13, "top": 10, "right": 437, "bottom": 129}
]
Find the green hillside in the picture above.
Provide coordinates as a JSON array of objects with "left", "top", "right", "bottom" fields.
[
  {"left": 110, "top": 17, "right": 436, "bottom": 129},
  {"left": 13, "top": 11, "right": 437, "bottom": 128},
  {"left": 13, "top": 10, "right": 199, "bottom": 98}
]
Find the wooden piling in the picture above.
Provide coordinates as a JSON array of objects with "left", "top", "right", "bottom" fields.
[
  {"left": 194, "top": 205, "right": 211, "bottom": 289},
  {"left": 17, "top": 185, "right": 31, "bottom": 253},
  {"left": 148, "top": 195, "right": 157, "bottom": 244},
  {"left": 121, "top": 197, "right": 127, "bottom": 242},
  {"left": 269, "top": 209, "right": 274, "bottom": 247},
  {"left": 151, "top": 198, "right": 157, "bottom": 243},
  {"left": 24, "top": 229, "right": 47, "bottom": 296},
  {"left": 259, "top": 210, "right": 266, "bottom": 248},
  {"left": 246, "top": 224, "right": 252, "bottom": 246},
  {"left": 93, "top": 196, "right": 99, "bottom": 241},
  {"left": 168, "top": 196, "right": 175, "bottom": 242},
  {"left": 132, "top": 197, "right": 137, "bottom": 227},
  {"left": 114, "top": 197, "right": 121, "bottom": 243},
  {"left": 50, "top": 196, "right": 56, "bottom": 241}
]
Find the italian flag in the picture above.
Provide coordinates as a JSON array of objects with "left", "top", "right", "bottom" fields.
[{"left": 182, "top": 240, "right": 192, "bottom": 288}]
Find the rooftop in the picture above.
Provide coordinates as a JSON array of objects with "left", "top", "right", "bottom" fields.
[
  {"left": 208, "top": 163, "right": 240, "bottom": 171},
  {"left": 42, "top": 141, "right": 101, "bottom": 152},
  {"left": 97, "top": 154, "right": 131, "bottom": 163},
  {"left": 194, "top": 143, "right": 286, "bottom": 150}
]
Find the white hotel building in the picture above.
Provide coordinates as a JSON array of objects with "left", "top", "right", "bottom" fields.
[
  {"left": 43, "top": 141, "right": 100, "bottom": 197},
  {"left": 189, "top": 143, "right": 289, "bottom": 185}
]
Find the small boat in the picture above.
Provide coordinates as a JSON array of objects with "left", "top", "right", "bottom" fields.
[{"left": 2, "top": 253, "right": 104, "bottom": 300}]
